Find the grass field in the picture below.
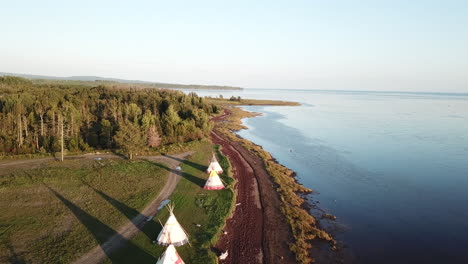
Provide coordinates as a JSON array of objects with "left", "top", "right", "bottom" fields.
[
  {"left": 0, "top": 157, "right": 170, "bottom": 264},
  {"left": 105, "top": 142, "right": 235, "bottom": 264}
]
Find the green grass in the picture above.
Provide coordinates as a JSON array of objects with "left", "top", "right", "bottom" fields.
[
  {"left": 106, "top": 141, "right": 235, "bottom": 264},
  {"left": 0, "top": 158, "right": 169, "bottom": 264}
]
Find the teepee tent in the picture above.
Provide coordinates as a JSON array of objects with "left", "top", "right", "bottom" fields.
[
  {"left": 206, "top": 154, "right": 223, "bottom": 174},
  {"left": 204, "top": 170, "right": 225, "bottom": 190},
  {"left": 156, "top": 244, "right": 185, "bottom": 264},
  {"left": 157, "top": 204, "right": 189, "bottom": 246}
]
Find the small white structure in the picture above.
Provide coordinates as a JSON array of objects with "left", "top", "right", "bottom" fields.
[
  {"left": 206, "top": 154, "right": 223, "bottom": 174},
  {"left": 204, "top": 170, "right": 225, "bottom": 190},
  {"left": 156, "top": 244, "right": 185, "bottom": 264},
  {"left": 219, "top": 250, "right": 228, "bottom": 260},
  {"left": 156, "top": 204, "right": 189, "bottom": 246}
]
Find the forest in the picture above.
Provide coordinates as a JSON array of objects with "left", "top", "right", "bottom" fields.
[
  {"left": 0, "top": 76, "right": 219, "bottom": 157},
  {"left": 0, "top": 72, "right": 243, "bottom": 90}
]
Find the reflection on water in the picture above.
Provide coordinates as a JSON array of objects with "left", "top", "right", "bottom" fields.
[{"left": 184, "top": 89, "right": 468, "bottom": 263}]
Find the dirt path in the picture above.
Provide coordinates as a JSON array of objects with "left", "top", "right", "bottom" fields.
[
  {"left": 72, "top": 152, "right": 192, "bottom": 264},
  {"left": 212, "top": 131, "right": 264, "bottom": 263},
  {"left": 212, "top": 110, "right": 296, "bottom": 264}
]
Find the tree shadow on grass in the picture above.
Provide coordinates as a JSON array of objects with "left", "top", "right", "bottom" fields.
[
  {"left": 6, "top": 241, "right": 26, "bottom": 264},
  {"left": 163, "top": 154, "right": 208, "bottom": 172},
  {"left": 109, "top": 218, "right": 164, "bottom": 263},
  {"left": 44, "top": 185, "right": 155, "bottom": 263},
  {"left": 145, "top": 160, "right": 205, "bottom": 187},
  {"left": 80, "top": 180, "right": 158, "bottom": 242},
  {"left": 110, "top": 150, "right": 129, "bottom": 160}
]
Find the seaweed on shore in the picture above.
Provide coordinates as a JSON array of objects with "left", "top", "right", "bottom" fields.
[{"left": 214, "top": 106, "right": 336, "bottom": 264}]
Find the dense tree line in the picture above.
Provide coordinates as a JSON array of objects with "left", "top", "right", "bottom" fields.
[{"left": 0, "top": 76, "right": 218, "bottom": 157}]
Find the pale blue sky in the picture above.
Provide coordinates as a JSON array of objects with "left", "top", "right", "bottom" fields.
[{"left": 1, "top": 0, "right": 467, "bottom": 92}]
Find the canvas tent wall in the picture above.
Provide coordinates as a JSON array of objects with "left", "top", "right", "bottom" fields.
[
  {"left": 156, "top": 244, "right": 185, "bottom": 264},
  {"left": 206, "top": 154, "right": 223, "bottom": 174},
  {"left": 204, "top": 170, "right": 225, "bottom": 190},
  {"left": 156, "top": 204, "right": 189, "bottom": 246}
]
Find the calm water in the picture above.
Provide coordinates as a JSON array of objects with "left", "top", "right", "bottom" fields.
[{"left": 186, "top": 89, "right": 468, "bottom": 263}]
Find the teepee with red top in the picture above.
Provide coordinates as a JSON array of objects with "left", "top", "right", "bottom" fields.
[
  {"left": 156, "top": 244, "right": 185, "bottom": 264},
  {"left": 204, "top": 170, "right": 225, "bottom": 190}
]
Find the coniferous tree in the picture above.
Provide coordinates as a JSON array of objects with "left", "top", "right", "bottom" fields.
[
  {"left": 0, "top": 76, "right": 219, "bottom": 156},
  {"left": 113, "top": 120, "right": 145, "bottom": 159}
]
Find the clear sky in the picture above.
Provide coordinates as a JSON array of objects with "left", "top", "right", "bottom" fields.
[{"left": 1, "top": 0, "right": 467, "bottom": 92}]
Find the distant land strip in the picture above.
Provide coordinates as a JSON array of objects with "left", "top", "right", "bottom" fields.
[
  {"left": 0, "top": 72, "right": 243, "bottom": 90},
  {"left": 206, "top": 97, "right": 300, "bottom": 106}
]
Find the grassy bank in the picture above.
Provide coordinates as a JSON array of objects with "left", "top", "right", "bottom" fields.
[
  {"left": 216, "top": 107, "right": 335, "bottom": 264},
  {"left": 105, "top": 140, "right": 235, "bottom": 263},
  {"left": 0, "top": 158, "right": 170, "bottom": 263},
  {"left": 0, "top": 152, "right": 53, "bottom": 161}
]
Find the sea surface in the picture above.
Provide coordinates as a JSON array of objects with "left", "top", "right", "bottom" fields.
[{"left": 184, "top": 88, "right": 468, "bottom": 263}]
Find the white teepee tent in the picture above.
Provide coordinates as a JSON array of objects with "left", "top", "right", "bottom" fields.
[
  {"left": 204, "top": 170, "right": 225, "bottom": 190},
  {"left": 157, "top": 204, "right": 189, "bottom": 246},
  {"left": 206, "top": 154, "right": 223, "bottom": 174},
  {"left": 156, "top": 244, "right": 185, "bottom": 264}
]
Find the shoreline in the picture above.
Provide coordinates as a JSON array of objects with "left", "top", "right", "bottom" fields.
[
  {"left": 211, "top": 115, "right": 296, "bottom": 263},
  {"left": 212, "top": 106, "right": 335, "bottom": 264}
]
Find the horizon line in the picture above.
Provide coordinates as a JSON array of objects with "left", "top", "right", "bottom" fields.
[{"left": 2, "top": 71, "right": 467, "bottom": 95}]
